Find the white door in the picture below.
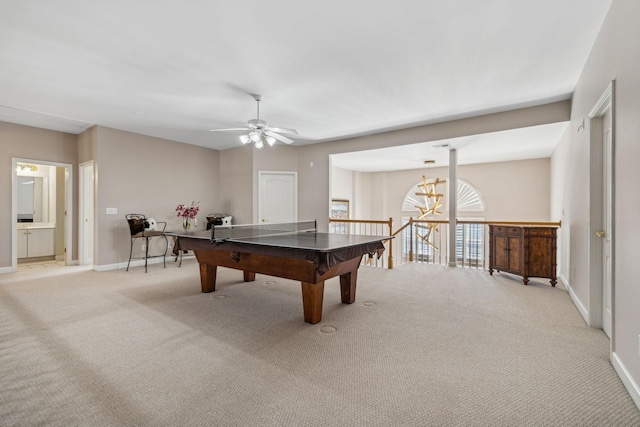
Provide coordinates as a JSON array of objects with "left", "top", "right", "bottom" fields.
[
  {"left": 79, "top": 162, "right": 94, "bottom": 265},
  {"left": 601, "top": 110, "right": 612, "bottom": 338},
  {"left": 258, "top": 171, "right": 297, "bottom": 223}
]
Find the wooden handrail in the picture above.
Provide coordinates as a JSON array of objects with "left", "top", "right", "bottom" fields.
[
  {"left": 328, "top": 218, "right": 392, "bottom": 225},
  {"left": 391, "top": 221, "right": 412, "bottom": 237},
  {"left": 332, "top": 218, "right": 560, "bottom": 229},
  {"left": 457, "top": 220, "right": 561, "bottom": 227},
  {"left": 408, "top": 219, "right": 449, "bottom": 224},
  {"left": 406, "top": 219, "right": 561, "bottom": 227}
]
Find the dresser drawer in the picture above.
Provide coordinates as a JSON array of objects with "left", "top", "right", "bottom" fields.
[{"left": 490, "top": 225, "right": 521, "bottom": 234}]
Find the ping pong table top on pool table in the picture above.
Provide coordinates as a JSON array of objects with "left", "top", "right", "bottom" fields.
[{"left": 166, "top": 221, "right": 391, "bottom": 324}]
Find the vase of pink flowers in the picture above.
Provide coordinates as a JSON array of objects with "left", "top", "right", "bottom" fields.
[{"left": 176, "top": 201, "right": 199, "bottom": 231}]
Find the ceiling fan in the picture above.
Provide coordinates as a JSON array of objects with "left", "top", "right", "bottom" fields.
[{"left": 209, "top": 94, "right": 298, "bottom": 148}]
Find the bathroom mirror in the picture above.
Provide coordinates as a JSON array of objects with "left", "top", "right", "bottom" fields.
[{"left": 17, "top": 176, "right": 49, "bottom": 223}]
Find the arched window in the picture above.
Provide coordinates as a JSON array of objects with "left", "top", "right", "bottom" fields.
[
  {"left": 401, "top": 178, "right": 485, "bottom": 265},
  {"left": 401, "top": 178, "right": 484, "bottom": 213}
]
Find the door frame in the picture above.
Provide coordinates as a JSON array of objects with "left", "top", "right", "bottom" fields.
[
  {"left": 587, "top": 80, "right": 615, "bottom": 347},
  {"left": 11, "top": 158, "right": 73, "bottom": 271},
  {"left": 79, "top": 161, "right": 95, "bottom": 266}
]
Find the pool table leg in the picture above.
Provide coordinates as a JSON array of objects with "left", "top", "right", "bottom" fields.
[
  {"left": 301, "top": 281, "right": 325, "bottom": 324},
  {"left": 339, "top": 269, "right": 357, "bottom": 304},
  {"left": 199, "top": 263, "right": 217, "bottom": 293}
]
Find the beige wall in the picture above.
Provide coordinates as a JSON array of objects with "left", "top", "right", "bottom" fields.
[
  {"left": 93, "top": 126, "right": 221, "bottom": 267},
  {"left": 219, "top": 145, "right": 254, "bottom": 225},
  {"left": 332, "top": 157, "right": 552, "bottom": 230},
  {"left": 0, "top": 121, "right": 78, "bottom": 269},
  {"left": 329, "top": 168, "right": 376, "bottom": 220},
  {"left": 357, "top": 171, "right": 376, "bottom": 220},
  {"left": 55, "top": 166, "right": 66, "bottom": 258},
  {"left": 78, "top": 125, "right": 97, "bottom": 164},
  {"left": 331, "top": 167, "right": 353, "bottom": 205},
  {"left": 551, "top": 0, "right": 640, "bottom": 398},
  {"left": 298, "top": 143, "right": 332, "bottom": 229}
]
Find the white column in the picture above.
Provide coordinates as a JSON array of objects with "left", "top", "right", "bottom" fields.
[{"left": 448, "top": 148, "right": 457, "bottom": 267}]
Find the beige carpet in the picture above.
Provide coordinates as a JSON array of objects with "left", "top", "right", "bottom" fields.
[{"left": 1, "top": 261, "right": 638, "bottom": 426}]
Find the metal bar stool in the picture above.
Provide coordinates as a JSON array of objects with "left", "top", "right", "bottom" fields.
[{"left": 125, "top": 214, "right": 168, "bottom": 272}]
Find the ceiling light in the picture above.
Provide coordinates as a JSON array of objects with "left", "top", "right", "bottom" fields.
[
  {"left": 249, "top": 131, "right": 261, "bottom": 142},
  {"left": 16, "top": 163, "right": 37, "bottom": 172},
  {"left": 239, "top": 129, "right": 282, "bottom": 149}
]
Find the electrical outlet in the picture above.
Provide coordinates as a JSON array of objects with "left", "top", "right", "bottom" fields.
[
  {"left": 141, "top": 244, "right": 146, "bottom": 251},
  {"left": 167, "top": 242, "right": 172, "bottom": 248}
]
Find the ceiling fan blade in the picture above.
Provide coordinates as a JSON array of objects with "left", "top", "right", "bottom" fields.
[
  {"left": 267, "top": 126, "right": 298, "bottom": 135},
  {"left": 264, "top": 130, "right": 294, "bottom": 144},
  {"left": 209, "top": 127, "right": 251, "bottom": 132},
  {"left": 235, "top": 121, "right": 260, "bottom": 129}
]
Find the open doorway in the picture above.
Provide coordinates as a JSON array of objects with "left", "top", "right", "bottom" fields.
[{"left": 12, "top": 158, "right": 73, "bottom": 272}]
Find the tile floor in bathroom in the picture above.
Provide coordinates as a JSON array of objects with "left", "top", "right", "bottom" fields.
[{"left": 17, "top": 259, "right": 66, "bottom": 271}]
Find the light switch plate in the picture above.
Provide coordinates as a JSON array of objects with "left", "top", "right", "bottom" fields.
[{"left": 106, "top": 208, "right": 117, "bottom": 215}]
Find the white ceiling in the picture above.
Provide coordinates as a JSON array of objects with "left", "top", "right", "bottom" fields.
[{"left": 0, "top": 1, "right": 611, "bottom": 169}]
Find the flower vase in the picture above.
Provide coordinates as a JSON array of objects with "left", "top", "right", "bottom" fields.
[{"left": 182, "top": 218, "right": 191, "bottom": 231}]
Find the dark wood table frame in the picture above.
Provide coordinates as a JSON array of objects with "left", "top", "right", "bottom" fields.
[
  {"left": 170, "top": 232, "right": 387, "bottom": 324},
  {"left": 196, "top": 249, "right": 362, "bottom": 323}
]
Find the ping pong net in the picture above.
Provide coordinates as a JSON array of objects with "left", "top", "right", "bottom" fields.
[{"left": 210, "top": 220, "right": 317, "bottom": 242}]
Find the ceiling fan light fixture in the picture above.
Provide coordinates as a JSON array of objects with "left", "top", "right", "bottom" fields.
[
  {"left": 249, "top": 131, "right": 261, "bottom": 142},
  {"left": 211, "top": 94, "right": 298, "bottom": 149}
]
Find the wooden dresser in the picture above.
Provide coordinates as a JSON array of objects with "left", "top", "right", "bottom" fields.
[{"left": 488, "top": 225, "right": 558, "bottom": 286}]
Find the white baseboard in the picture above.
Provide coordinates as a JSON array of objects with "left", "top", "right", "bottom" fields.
[
  {"left": 0, "top": 256, "right": 192, "bottom": 274},
  {"left": 561, "top": 276, "right": 640, "bottom": 412},
  {"left": 611, "top": 351, "right": 640, "bottom": 411},
  {"left": 94, "top": 254, "right": 192, "bottom": 272},
  {"left": 559, "top": 274, "right": 589, "bottom": 325},
  {"left": 93, "top": 263, "right": 120, "bottom": 272}
]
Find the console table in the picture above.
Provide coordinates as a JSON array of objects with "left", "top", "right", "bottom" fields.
[{"left": 488, "top": 225, "right": 558, "bottom": 286}]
